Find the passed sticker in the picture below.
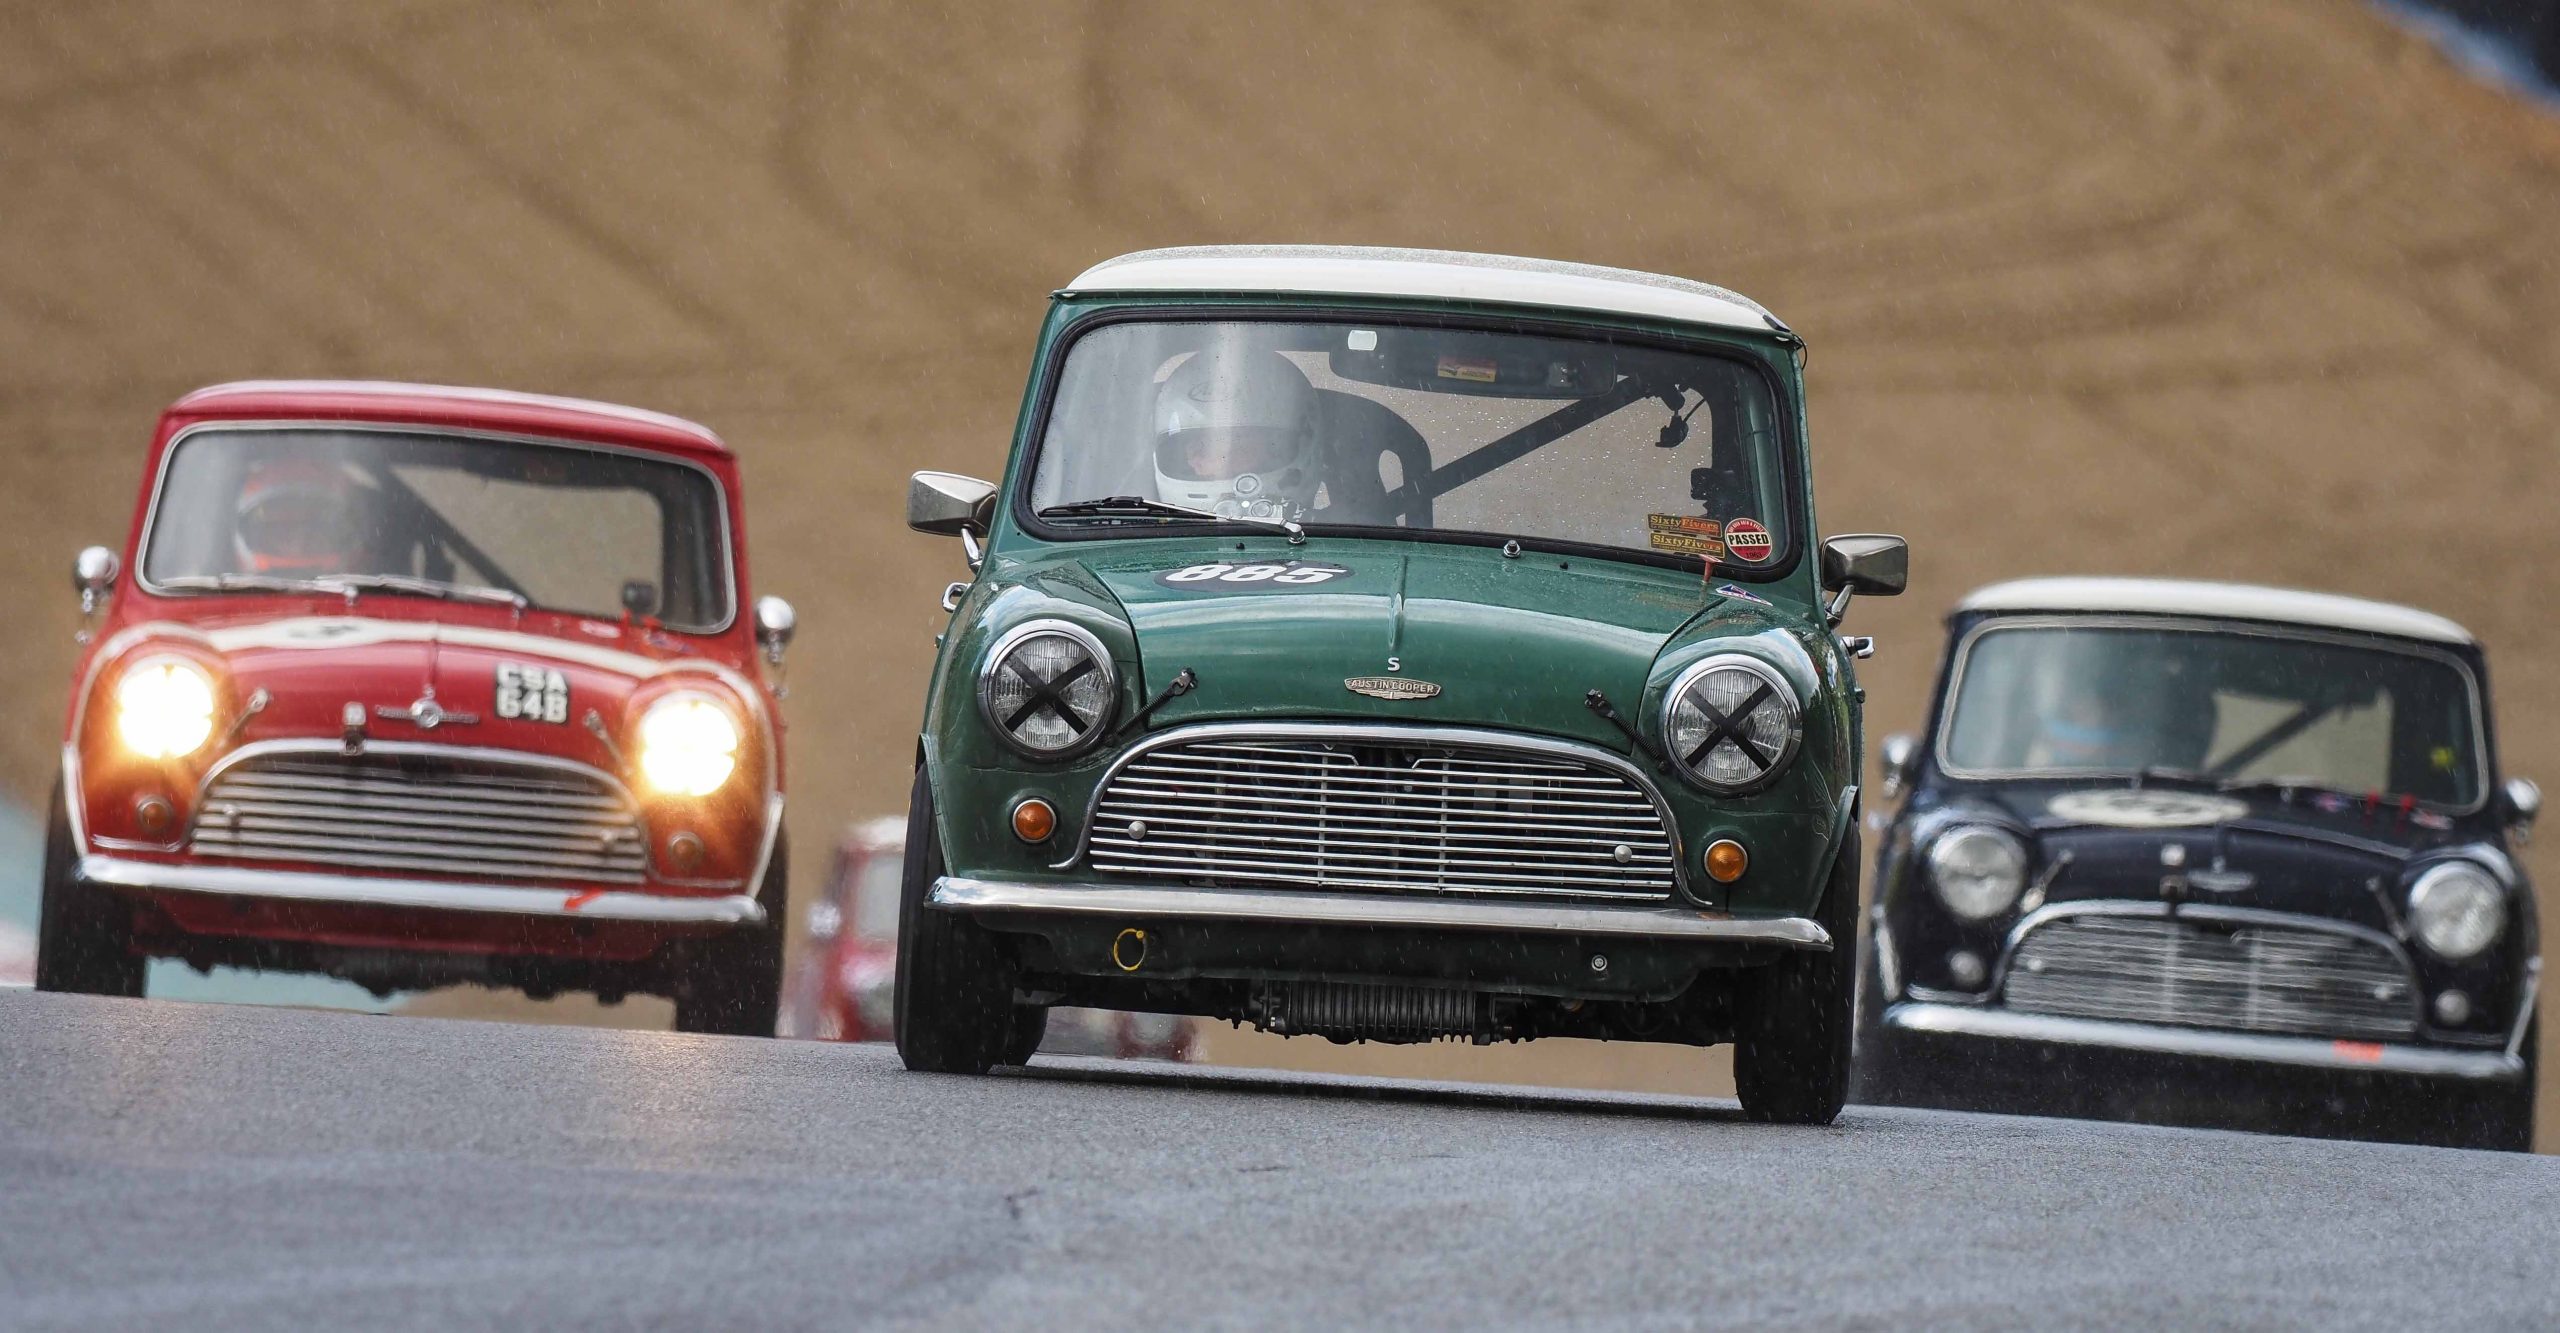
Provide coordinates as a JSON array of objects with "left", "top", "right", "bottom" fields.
[
  {"left": 1435, "top": 355, "right": 1497, "bottom": 383},
  {"left": 1723, "top": 517, "right": 1773, "bottom": 563},
  {"left": 1154, "top": 561, "right": 1351, "bottom": 590},
  {"left": 495, "top": 662, "right": 570, "bottom": 723},
  {"left": 1646, "top": 514, "right": 1725, "bottom": 558}
]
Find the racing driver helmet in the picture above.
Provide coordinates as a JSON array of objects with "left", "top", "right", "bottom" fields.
[
  {"left": 1152, "top": 349, "right": 1322, "bottom": 521},
  {"left": 233, "top": 456, "right": 372, "bottom": 578}
]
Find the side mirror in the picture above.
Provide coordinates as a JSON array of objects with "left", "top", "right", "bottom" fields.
[
  {"left": 907, "top": 472, "right": 997, "bottom": 537},
  {"left": 2503, "top": 777, "right": 2540, "bottom": 845},
  {"left": 1821, "top": 534, "right": 1908, "bottom": 596},
  {"left": 754, "top": 595, "right": 797, "bottom": 667},
  {"left": 1880, "top": 732, "right": 1918, "bottom": 799},
  {"left": 74, "top": 545, "right": 120, "bottom": 616},
  {"left": 1819, "top": 533, "right": 1908, "bottom": 627}
]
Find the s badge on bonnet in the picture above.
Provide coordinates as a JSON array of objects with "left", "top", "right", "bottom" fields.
[{"left": 1346, "top": 676, "right": 1441, "bottom": 701}]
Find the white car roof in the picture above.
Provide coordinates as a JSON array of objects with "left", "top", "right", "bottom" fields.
[
  {"left": 1958, "top": 577, "right": 2474, "bottom": 646},
  {"left": 1065, "top": 246, "right": 1784, "bottom": 335}
]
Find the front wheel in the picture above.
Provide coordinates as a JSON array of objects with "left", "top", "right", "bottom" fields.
[
  {"left": 893, "top": 767, "right": 1028, "bottom": 1074},
  {"left": 670, "top": 830, "right": 786, "bottom": 1037},
  {"left": 34, "top": 781, "right": 145, "bottom": 998},
  {"left": 1733, "top": 830, "right": 1857, "bottom": 1125}
]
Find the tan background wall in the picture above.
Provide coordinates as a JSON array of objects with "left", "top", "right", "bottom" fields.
[{"left": 6, "top": 2, "right": 2557, "bottom": 1136}]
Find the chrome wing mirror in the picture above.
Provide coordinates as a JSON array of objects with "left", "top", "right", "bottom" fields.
[
  {"left": 908, "top": 472, "right": 998, "bottom": 572},
  {"left": 73, "top": 545, "right": 119, "bottom": 639},
  {"left": 754, "top": 595, "right": 796, "bottom": 667},
  {"left": 1819, "top": 534, "right": 1908, "bottom": 626},
  {"left": 1880, "top": 732, "right": 1918, "bottom": 799},
  {"left": 2504, "top": 778, "right": 2540, "bottom": 845}
]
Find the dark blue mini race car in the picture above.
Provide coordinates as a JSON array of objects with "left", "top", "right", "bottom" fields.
[{"left": 1855, "top": 578, "right": 2540, "bottom": 1151}]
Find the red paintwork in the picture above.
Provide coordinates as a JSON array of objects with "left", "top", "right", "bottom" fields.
[
  {"left": 782, "top": 820, "right": 1196, "bottom": 1060},
  {"left": 66, "top": 381, "right": 783, "bottom": 963}
]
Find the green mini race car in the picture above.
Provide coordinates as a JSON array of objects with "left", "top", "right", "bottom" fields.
[{"left": 897, "top": 245, "right": 1905, "bottom": 1122}]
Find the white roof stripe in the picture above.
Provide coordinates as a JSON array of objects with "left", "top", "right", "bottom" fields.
[
  {"left": 1066, "top": 246, "right": 1782, "bottom": 334},
  {"left": 1957, "top": 577, "right": 2474, "bottom": 645},
  {"left": 175, "top": 380, "right": 723, "bottom": 447}
]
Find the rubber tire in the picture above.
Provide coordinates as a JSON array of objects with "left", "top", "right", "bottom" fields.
[
  {"left": 1733, "top": 830, "right": 1858, "bottom": 1125},
  {"left": 1847, "top": 915, "right": 1907, "bottom": 1106},
  {"left": 893, "top": 767, "right": 1023, "bottom": 1074},
  {"left": 33, "top": 780, "right": 145, "bottom": 998},
  {"left": 2462, "top": 1017, "right": 2537, "bottom": 1153},
  {"left": 1005, "top": 1005, "right": 1051, "bottom": 1065},
  {"left": 670, "top": 829, "right": 787, "bottom": 1036}
]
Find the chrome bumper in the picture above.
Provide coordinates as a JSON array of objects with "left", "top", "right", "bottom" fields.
[
  {"left": 1883, "top": 1001, "right": 2526, "bottom": 1083},
  {"left": 79, "top": 855, "right": 766, "bottom": 927},
  {"left": 929, "top": 876, "right": 1831, "bottom": 949}
]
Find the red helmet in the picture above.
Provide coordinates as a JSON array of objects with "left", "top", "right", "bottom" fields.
[{"left": 233, "top": 457, "right": 369, "bottom": 577}]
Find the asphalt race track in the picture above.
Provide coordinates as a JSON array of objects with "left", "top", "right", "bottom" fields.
[{"left": 2, "top": 991, "right": 2555, "bottom": 1330}]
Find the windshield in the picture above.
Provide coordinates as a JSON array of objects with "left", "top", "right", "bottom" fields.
[
  {"left": 1940, "top": 622, "right": 2484, "bottom": 807},
  {"left": 1028, "top": 319, "right": 1795, "bottom": 569},
  {"left": 143, "top": 427, "right": 733, "bottom": 631}
]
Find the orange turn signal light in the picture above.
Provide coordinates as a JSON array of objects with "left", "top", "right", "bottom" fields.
[
  {"left": 1704, "top": 839, "right": 1749, "bottom": 884},
  {"left": 1011, "top": 798, "right": 1057, "bottom": 844}
]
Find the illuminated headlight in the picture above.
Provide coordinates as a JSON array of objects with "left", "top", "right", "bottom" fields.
[
  {"left": 1927, "top": 825, "right": 2029, "bottom": 920},
  {"left": 115, "top": 657, "right": 218, "bottom": 759},
  {"left": 1663, "top": 655, "right": 1801, "bottom": 793},
  {"left": 978, "top": 621, "right": 1116, "bottom": 759},
  {"left": 2408, "top": 862, "right": 2506, "bottom": 960},
  {"left": 637, "top": 693, "right": 742, "bottom": 796}
]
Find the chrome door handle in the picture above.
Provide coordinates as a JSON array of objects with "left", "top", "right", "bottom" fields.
[{"left": 941, "top": 581, "right": 970, "bottom": 612}]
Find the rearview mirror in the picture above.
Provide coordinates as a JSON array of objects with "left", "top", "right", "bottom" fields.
[
  {"left": 1821, "top": 534, "right": 1908, "bottom": 597},
  {"left": 73, "top": 545, "right": 119, "bottom": 616},
  {"left": 907, "top": 472, "right": 997, "bottom": 537}
]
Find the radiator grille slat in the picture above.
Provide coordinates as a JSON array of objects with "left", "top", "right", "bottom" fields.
[
  {"left": 193, "top": 753, "right": 648, "bottom": 884},
  {"left": 1087, "top": 734, "right": 1677, "bottom": 900},
  {"left": 2002, "top": 914, "right": 2418, "bottom": 1041}
]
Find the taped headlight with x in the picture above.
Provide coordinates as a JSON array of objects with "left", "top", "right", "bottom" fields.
[
  {"left": 981, "top": 624, "right": 1116, "bottom": 757},
  {"left": 1665, "top": 658, "right": 1801, "bottom": 792}
]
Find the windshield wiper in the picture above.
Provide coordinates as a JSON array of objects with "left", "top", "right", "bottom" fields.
[
  {"left": 159, "top": 573, "right": 345, "bottom": 595},
  {"left": 157, "top": 572, "right": 527, "bottom": 610},
  {"left": 1040, "top": 496, "right": 1304, "bottom": 545},
  {"left": 318, "top": 573, "right": 528, "bottom": 610},
  {"left": 2127, "top": 765, "right": 2220, "bottom": 791}
]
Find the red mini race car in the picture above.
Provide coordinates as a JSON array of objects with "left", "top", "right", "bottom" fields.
[
  {"left": 39, "top": 381, "right": 795, "bottom": 1034},
  {"left": 782, "top": 817, "right": 1195, "bottom": 1060}
]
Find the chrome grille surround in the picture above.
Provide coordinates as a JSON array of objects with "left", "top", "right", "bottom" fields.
[
  {"left": 1072, "top": 722, "right": 1685, "bottom": 901},
  {"left": 190, "top": 740, "right": 648, "bottom": 885},
  {"left": 2000, "top": 904, "right": 2419, "bottom": 1042}
]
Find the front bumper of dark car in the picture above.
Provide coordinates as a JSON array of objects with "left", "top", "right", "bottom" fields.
[{"left": 1878, "top": 999, "right": 2529, "bottom": 1082}]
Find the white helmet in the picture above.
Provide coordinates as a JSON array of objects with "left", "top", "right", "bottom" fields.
[{"left": 1151, "top": 349, "right": 1321, "bottom": 520}]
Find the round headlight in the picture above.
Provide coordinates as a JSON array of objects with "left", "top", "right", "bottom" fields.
[
  {"left": 637, "top": 693, "right": 742, "bottom": 797},
  {"left": 2408, "top": 862, "right": 2506, "bottom": 960},
  {"left": 1662, "top": 655, "right": 1801, "bottom": 793},
  {"left": 1927, "top": 825, "right": 2029, "bottom": 921},
  {"left": 978, "top": 621, "right": 1116, "bottom": 758},
  {"left": 114, "top": 656, "right": 218, "bottom": 759}
]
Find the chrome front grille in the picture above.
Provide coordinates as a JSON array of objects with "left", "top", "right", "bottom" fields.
[
  {"left": 192, "top": 749, "right": 648, "bottom": 884},
  {"left": 1085, "top": 732, "right": 1678, "bottom": 900},
  {"left": 2002, "top": 912, "right": 2418, "bottom": 1042}
]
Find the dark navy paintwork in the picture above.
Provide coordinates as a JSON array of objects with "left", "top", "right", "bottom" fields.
[{"left": 1859, "top": 597, "right": 2540, "bottom": 1149}]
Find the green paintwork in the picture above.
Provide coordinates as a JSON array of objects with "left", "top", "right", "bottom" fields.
[{"left": 917, "top": 290, "right": 1861, "bottom": 923}]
